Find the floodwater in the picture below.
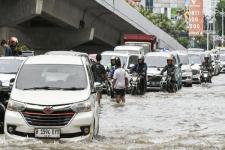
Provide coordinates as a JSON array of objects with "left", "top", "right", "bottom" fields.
[{"left": 1, "top": 75, "right": 225, "bottom": 150}]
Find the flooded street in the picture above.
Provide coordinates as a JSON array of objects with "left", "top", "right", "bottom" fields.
[{"left": 1, "top": 74, "right": 225, "bottom": 149}]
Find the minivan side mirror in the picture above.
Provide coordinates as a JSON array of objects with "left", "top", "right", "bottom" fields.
[
  {"left": 9, "top": 78, "right": 15, "bottom": 90},
  {"left": 94, "top": 82, "right": 103, "bottom": 93}
]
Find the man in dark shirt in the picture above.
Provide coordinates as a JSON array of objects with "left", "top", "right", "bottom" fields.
[
  {"left": 91, "top": 54, "right": 106, "bottom": 104},
  {"left": 131, "top": 55, "right": 147, "bottom": 94}
]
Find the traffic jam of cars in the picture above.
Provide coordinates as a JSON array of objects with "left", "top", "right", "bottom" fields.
[{"left": 0, "top": 34, "right": 224, "bottom": 141}]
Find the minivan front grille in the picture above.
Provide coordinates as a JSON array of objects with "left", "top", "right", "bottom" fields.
[{"left": 22, "top": 107, "right": 75, "bottom": 126}]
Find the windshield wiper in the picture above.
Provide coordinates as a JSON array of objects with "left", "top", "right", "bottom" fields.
[
  {"left": 61, "top": 87, "right": 85, "bottom": 91},
  {"left": 1, "top": 72, "right": 17, "bottom": 74},
  {"left": 23, "top": 86, "right": 63, "bottom": 90}
]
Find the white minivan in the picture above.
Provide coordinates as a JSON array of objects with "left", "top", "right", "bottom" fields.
[{"left": 4, "top": 55, "right": 101, "bottom": 141}]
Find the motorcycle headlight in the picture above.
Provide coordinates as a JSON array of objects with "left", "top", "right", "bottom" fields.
[
  {"left": 7, "top": 99, "right": 26, "bottom": 112},
  {"left": 70, "top": 100, "right": 91, "bottom": 113}
]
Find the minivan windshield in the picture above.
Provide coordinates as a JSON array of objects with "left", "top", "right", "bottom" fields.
[
  {"left": 101, "top": 55, "right": 127, "bottom": 67},
  {"left": 0, "top": 59, "right": 24, "bottom": 74},
  {"left": 179, "top": 55, "right": 189, "bottom": 65},
  {"left": 16, "top": 64, "right": 87, "bottom": 90},
  {"left": 188, "top": 54, "right": 202, "bottom": 64},
  {"left": 145, "top": 55, "right": 167, "bottom": 68}
]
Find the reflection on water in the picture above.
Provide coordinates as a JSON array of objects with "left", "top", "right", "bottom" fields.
[{"left": 2, "top": 75, "right": 225, "bottom": 149}]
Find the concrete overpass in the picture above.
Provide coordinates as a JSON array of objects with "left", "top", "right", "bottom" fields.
[{"left": 0, "top": 0, "right": 186, "bottom": 52}]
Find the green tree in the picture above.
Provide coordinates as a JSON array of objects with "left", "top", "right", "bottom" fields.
[
  {"left": 216, "top": 0, "right": 225, "bottom": 36},
  {"left": 138, "top": 7, "right": 188, "bottom": 47}
]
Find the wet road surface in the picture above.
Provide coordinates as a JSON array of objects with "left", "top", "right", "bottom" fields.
[{"left": 1, "top": 74, "right": 225, "bottom": 149}]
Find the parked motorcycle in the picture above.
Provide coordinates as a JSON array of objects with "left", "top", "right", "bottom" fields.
[{"left": 161, "top": 73, "right": 177, "bottom": 93}]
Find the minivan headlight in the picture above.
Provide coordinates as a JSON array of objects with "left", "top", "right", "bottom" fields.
[
  {"left": 7, "top": 99, "right": 26, "bottom": 112},
  {"left": 70, "top": 101, "right": 91, "bottom": 113}
]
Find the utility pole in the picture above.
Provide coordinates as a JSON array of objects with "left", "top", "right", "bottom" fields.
[
  {"left": 207, "top": 16, "right": 210, "bottom": 51},
  {"left": 222, "top": 8, "right": 224, "bottom": 47}
]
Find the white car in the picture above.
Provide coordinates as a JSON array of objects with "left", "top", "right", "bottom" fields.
[
  {"left": 4, "top": 55, "right": 100, "bottom": 141},
  {"left": 145, "top": 52, "right": 183, "bottom": 90},
  {"left": 0, "top": 57, "right": 26, "bottom": 97},
  {"left": 177, "top": 52, "right": 193, "bottom": 87},
  {"left": 188, "top": 53, "right": 203, "bottom": 84}
]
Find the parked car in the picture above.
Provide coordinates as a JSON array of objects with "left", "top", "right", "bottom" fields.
[
  {"left": 145, "top": 52, "right": 182, "bottom": 91},
  {"left": 5, "top": 55, "right": 101, "bottom": 140},
  {"left": 188, "top": 53, "right": 203, "bottom": 84},
  {"left": 0, "top": 57, "right": 26, "bottom": 100},
  {"left": 177, "top": 52, "right": 193, "bottom": 87}
]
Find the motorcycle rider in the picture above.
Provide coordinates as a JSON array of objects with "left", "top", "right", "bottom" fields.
[
  {"left": 131, "top": 55, "right": 147, "bottom": 94},
  {"left": 106, "top": 56, "right": 116, "bottom": 73},
  {"left": 201, "top": 54, "right": 213, "bottom": 82},
  {"left": 161, "top": 55, "right": 176, "bottom": 93}
]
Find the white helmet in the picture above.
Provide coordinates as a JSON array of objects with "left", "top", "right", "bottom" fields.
[{"left": 167, "top": 55, "right": 173, "bottom": 61}]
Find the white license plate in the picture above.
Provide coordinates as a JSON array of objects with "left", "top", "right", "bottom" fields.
[{"left": 35, "top": 129, "right": 60, "bottom": 138}]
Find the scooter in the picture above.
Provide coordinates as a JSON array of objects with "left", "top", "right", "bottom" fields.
[
  {"left": 201, "top": 70, "right": 211, "bottom": 83},
  {"left": 201, "top": 67, "right": 212, "bottom": 83},
  {"left": 130, "top": 73, "right": 141, "bottom": 95},
  {"left": 161, "top": 73, "right": 177, "bottom": 93}
]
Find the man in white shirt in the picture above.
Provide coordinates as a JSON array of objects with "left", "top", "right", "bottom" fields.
[{"left": 112, "top": 57, "right": 128, "bottom": 104}]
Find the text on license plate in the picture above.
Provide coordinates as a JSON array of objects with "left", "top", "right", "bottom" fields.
[{"left": 35, "top": 129, "right": 60, "bottom": 138}]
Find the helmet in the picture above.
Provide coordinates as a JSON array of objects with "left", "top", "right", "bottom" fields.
[
  {"left": 138, "top": 55, "right": 144, "bottom": 60},
  {"left": 115, "top": 57, "right": 121, "bottom": 67},
  {"left": 10, "top": 37, "right": 18, "bottom": 43},
  {"left": 111, "top": 56, "right": 116, "bottom": 60},
  {"left": 204, "top": 54, "right": 210, "bottom": 59},
  {"left": 167, "top": 55, "right": 173, "bottom": 61}
]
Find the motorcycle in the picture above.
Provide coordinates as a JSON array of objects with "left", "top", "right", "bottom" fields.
[
  {"left": 130, "top": 73, "right": 142, "bottom": 95},
  {"left": 201, "top": 70, "right": 211, "bottom": 83},
  {"left": 200, "top": 66, "right": 212, "bottom": 83},
  {"left": 161, "top": 73, "right": 177, "bottom": 93}
]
